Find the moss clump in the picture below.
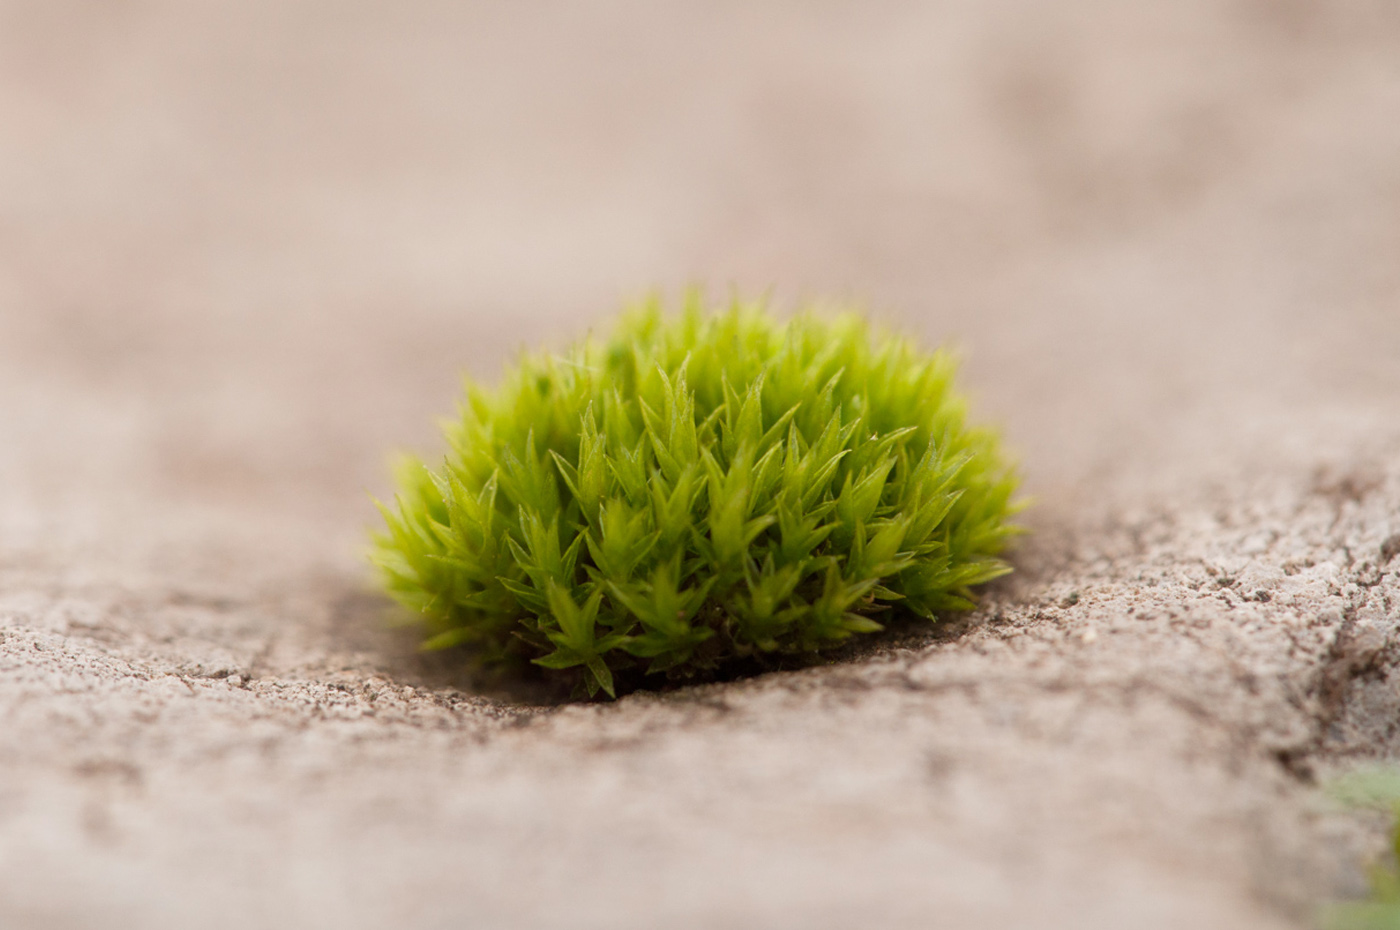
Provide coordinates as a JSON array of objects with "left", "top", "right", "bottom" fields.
[{"left": 372, "top": 298, "right": 1020, "bottom": 698}]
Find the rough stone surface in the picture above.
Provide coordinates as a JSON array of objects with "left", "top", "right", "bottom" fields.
[{"left": 2, "top": 3, "right": 1399, "bottom": 928}]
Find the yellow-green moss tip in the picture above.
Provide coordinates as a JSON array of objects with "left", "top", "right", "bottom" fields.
[{"left": 371, "top": 297, "right": 1021, "bottom": 698}]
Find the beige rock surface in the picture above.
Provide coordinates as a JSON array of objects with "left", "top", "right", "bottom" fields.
[{"left": 2, "top": 2, "right": 1399, "bottom": 928}]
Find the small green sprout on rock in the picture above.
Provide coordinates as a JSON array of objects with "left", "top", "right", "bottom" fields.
[
  {"left": 372, "top": 298, "right": 1020, "bottom": 698},
  {"left": 1325, "top": 768, "right": 1400, "bottom": 930}
]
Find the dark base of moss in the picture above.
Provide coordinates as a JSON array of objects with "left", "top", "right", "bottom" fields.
[{"left": 424, "top": 609, "right": 979, "bottom": 703}]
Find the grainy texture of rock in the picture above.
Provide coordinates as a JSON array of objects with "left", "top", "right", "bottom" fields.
[{"left": 2, "top": 2, "right": 1399, "bottom": 928}]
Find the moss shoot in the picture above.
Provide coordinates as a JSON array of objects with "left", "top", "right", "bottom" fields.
[
  {"left": 372, "top": 298, "right": 1021, "bottom": 698},
  {"left": 1325, "top": 769, "right": 1400, "bottom": 930}
]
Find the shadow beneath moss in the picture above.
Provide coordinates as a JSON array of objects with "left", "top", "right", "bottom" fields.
[
  {"left": 326, "top": 538, "right": 1044, "bottom": 705},
  {"left": 332, "top": 601, "right": 986, "bottom": 706},
  {"left": 327, "top": 589, "right": 574, "bottom": 706}
]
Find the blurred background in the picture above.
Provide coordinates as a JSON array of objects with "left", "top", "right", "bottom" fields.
[{"left": 1, "top": 0, "right": 1398, "bottom": 562}]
